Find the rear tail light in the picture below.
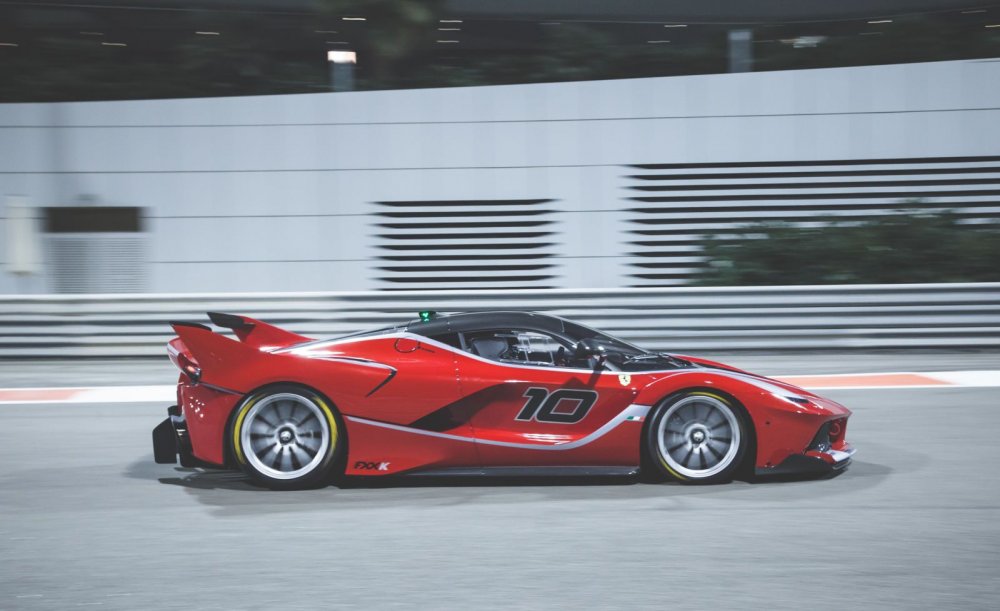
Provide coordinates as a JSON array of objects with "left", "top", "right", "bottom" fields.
[{"left": 177, "top": 352, "right": 202, "bottom": 383}]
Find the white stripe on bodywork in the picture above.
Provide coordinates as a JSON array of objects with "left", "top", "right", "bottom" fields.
[
  {"left": 346, "top": 403, "right": 651, "bottom": 451},
  {"left": 286, "top": 332, "right": 805, "bottom": 396},
  {"left": 290, "top": 331, "right": 696, "bottom": 377},
  {"left": 698, "top": 368, "right": 806, "bottom": 396},
  {"left": 311, "top": 356, "right": 396, "bottom": 372}
]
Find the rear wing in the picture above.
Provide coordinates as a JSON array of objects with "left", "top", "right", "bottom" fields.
[
  {"left": 205, "top": 312, "right": 312, "bottom": 351},
  {"left": 167, "top": 313, "right": 311, "bottom": 390},
  {"left": 167, "top": 320, "right": 263, "bottom": 390},
  {"left": 167, "top": 315, "right": 391, "bottom": 396}
]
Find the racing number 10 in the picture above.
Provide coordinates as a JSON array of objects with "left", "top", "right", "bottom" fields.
[{"left": 515, "top": 388, "right": 598, "bottom": 424}]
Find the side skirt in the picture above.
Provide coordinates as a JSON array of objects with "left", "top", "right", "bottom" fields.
[{"left": 403, "top": 465, "right": 640, "bottom": 477}]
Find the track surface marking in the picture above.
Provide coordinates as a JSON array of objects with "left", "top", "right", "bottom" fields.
[{"left": 1, "top": 370, "right": 998, "bottom": 404}]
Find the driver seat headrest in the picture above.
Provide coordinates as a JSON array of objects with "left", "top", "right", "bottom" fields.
[{"left": 469, "top": 338, "right": 508, "bottom": 360}]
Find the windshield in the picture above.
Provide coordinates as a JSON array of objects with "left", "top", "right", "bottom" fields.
[
  {"left": 561, "top": 319, "right": 645, "bottom": 353},
  {"left": 559, "top": 318, "right": 688, "bottom": 371}
]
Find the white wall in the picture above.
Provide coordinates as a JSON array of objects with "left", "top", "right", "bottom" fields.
[{"left": 1, "top": 58, "right": 999, "bottom": 293}]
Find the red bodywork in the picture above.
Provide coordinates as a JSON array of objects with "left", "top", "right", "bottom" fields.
[{"left": 166, "top": 315, "right": 852, "bottom": 477}]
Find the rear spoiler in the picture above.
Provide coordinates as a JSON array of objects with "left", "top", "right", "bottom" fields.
[
  {"left": 168, "top": 321, "right": 264, "bottom": 390},
  {"left": 205, "top": 312, "right": 312, "bottom": 350},
  {"left": 167, "top": 316, "right": 393, "bottom": 398},
  {"left": 169, "top": 313, "right": 312, "bottom": 352}
]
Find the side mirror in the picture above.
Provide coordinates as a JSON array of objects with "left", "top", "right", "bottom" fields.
[{"left": 574, "top": 338, "right": 607, "bottom": 368}]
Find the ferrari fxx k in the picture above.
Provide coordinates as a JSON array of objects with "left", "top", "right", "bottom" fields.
[{"left": 153, "top": 311, "right": 853, "bottom": 489}]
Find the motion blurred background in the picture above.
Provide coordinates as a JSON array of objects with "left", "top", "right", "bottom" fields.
[{"left": 2, "top": 0, "right": 1000, "bottom": 354}]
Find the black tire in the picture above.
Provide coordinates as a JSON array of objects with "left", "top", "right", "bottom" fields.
[
  {"left": 644, "top": 390, "right": 749, "bottom": 484},
  {"left": 229, "top": 384, "right": 344, "bottom": 490}
]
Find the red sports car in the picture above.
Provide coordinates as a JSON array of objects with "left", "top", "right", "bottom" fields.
[{"left": 153, "top": 311, "right": 854, "bottom": 489}]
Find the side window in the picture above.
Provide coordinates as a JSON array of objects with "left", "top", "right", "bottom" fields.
[
  {"left": 463, "top": 329, "right": 570, "bottom": 367},
  {"left": 510, "top": 331, "right": 566, "bottom": 365}
]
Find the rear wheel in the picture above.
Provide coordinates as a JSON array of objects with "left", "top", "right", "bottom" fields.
[
  {"left": 230, "top": 385, "right": 343, "bottom": 489},
  {"left": 645, "top": 391, "right": 748, "bottom": 484}
]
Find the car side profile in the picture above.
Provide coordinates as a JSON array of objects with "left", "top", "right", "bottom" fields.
[{"left": 153, "top": 311, "right": 854, "bottom": 489}]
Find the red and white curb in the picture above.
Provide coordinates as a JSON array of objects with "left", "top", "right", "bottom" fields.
[{"left": 0, "top": 370, "right": 997, "bottom": 405}]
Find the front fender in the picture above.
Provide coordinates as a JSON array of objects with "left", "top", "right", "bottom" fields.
[{"left": 635, "top": 370, "right": 851, "bottom": 470}]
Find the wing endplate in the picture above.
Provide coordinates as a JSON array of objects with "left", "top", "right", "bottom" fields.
[{"left": 206, "top": 312, "right": 312, "bottom": 350}]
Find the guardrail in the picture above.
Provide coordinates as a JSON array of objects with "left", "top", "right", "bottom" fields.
[{"left": 1, "top": 283, "right": 998, "bottom": 357}]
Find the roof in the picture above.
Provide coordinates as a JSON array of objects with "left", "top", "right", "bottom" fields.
[{"left": 405, "top": 311, "right": 568, "bottom": 337}]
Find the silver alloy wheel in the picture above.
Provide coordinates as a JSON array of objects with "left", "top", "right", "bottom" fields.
[
  {"left": 240, "top": 393, "right": 330, "bottom": 481},
  {"left": 656, "top": 394, "right": 741, "bottom": 479}
]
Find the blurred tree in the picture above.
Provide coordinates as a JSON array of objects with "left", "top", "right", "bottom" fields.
[{"left": 697, "top": 208, "right": 1000, "bottom": 285}]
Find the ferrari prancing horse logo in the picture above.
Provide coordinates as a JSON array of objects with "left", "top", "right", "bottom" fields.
[{"left": 618, "top": 374, "right": 631, "bottom": 386}]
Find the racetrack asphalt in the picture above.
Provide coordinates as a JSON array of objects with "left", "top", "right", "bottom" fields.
[{"left": 1, "top": 357, "right": 999, "bottom": 609}]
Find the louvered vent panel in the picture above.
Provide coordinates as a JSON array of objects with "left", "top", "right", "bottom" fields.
[
  {"left": 46, "top": 234, "right": 146, "bottom": 293},
  {"left": 625, "top": 155, "right": 1000, "bottom": 287},
  {"left": 372, "top": 199, "right": 560, "bottom": 290}
]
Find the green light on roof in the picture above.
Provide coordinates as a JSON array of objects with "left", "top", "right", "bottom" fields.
[{"left": 418, "top": 310, "right": 437, "bottom": 322}]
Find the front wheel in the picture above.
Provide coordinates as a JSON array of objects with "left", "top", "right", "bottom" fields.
[
  {"left": 645, "top": 391, "right": 749, "bottom": 484},
  {"left": 230, "top": 385, "right": 343, "bottom": 490}
]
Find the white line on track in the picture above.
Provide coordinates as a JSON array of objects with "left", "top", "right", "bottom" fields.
[
  {"left": 0, "top": 370, "right": 998, "bottom": 404},
  {"left": 923, "top": 370, "right": 1000, "bottom": 386}
]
